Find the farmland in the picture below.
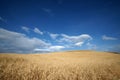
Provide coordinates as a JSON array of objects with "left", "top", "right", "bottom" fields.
[{"left": 0, "top": 50, "right": 120, "bottom": 80}]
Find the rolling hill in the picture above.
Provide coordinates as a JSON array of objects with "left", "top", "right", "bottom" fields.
[{"left": 0, "top": 50, "right": 120, "bottom": 80}]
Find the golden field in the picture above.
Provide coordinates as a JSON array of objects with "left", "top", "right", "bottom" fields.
[{"left": 0, "top": 50, "right": 120, "bottom": 80}]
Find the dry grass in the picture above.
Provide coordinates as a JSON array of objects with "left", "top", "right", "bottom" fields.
[{"left": 0, "top": 50, "right": 120, "bottom": 80}]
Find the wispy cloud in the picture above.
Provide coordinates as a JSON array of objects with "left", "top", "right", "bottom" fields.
[
  {"left": 0, "top": 28, "right": 97, "bottom": 53},
  {"left": 42, "top": 8, "right": 51, "bottom": 13},
  {"left": 33, "top": 27, "right": 43, "bottom": 35},
  {"left": 86, "top": 42, "right": 97, "bottom": 50},
  {"left": 0, "top": 16, "right": 7, "bottom": 23},
  {"left": 49, "top": 33, "right": 59, "bottom": 39},
  {"left": 49, "top": 45, "right": 65, "bottom": 51},
  {"left": 0, "top": 28, "right": 50, "bottom": 53},
  {"left": 59, "top": 34, "right": 92, "bottom": 47},
  {"left": 42, "top": 8, "right": 54, "bottom": 16},
  {"left": 48, "top": 33, "right": 92, "bottom": 48},
  {"left": 0, "top": 28, "right": 67, "bottom": 53},
  {"left": 48, "top": 33, "right": 92, "bottom": 47},
  {"left": 34, "top": 45, "right": 65, "bottom": 52},
  {"left": 21, "top": 26, "right": 30, "bottom": 33},
  {"left": 102, "top": 35, "right": 117, "bottom": 40},
  {"left": 60, "top": 34, "right": 92, "bottom": 42},
  {"left": 75, "top": 42, "right": 84, "bottom": 46}
]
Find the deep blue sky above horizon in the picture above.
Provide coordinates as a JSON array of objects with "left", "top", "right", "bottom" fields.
[{"left": 0, "top": 0, "right": 120, "bottom": 53}]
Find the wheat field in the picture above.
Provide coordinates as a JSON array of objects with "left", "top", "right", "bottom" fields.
[{"left": 0, "top": 50, "right": 120, "bottom": 80}]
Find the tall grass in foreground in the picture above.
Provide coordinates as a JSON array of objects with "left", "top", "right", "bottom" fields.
[{"left": 0, "top": 51, "right": 120, "bottom": 80}]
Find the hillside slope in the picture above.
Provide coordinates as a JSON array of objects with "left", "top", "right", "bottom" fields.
[{"left": 0, "top": 51, "right": 120, "bottom": 80}]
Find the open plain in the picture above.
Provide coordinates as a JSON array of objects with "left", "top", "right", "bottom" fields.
[{"left": 0, "top": 50, "right": 120, "bottom": 80}]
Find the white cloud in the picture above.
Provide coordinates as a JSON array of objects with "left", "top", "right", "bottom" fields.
[
  {"left": 59, "top": 34, "right": 92, "bottom": 47},
  {"left": 49, "top": 45, "right": 65, "bottom": 51},
  {"left": 0, "top": 28, "right": 94, "bottom": 53},
  {"left": 33, "top": 48, "right": 51, "bottom": 53},
  {"left": 33, "top": 27, "right": 43, "bottom": 35},
  {"left": 102, "top": 35, "right": 117, "bottom": 40},
  {"left": 86, "top": 42, "right": 97, "bottom": 50},
  {"left": 49, "top": 33, "right": 59, "bottom": 39},
  {"left": 60, "top": 34, "right": 92, "bottom": 43},
  {"left": 75, "top": 42, "right": 84, "bottom": 46},
  {"left": 0, "top": 28, "right": 50, "bottom": 53},
  {"left": 22, "top": 26, "right": 29, "bottom": 33},
  {"left": 34, "top": 45, "right": 65, "bottom": 52}
]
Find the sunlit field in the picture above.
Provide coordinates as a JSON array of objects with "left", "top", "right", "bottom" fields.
[{"left": 0, "top": 50, "right": 120, "bottom": 80}]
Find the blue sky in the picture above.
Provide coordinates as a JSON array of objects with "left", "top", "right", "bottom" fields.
[{"left": 0, "top": 0, "right": 120, "bottom": 53}]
